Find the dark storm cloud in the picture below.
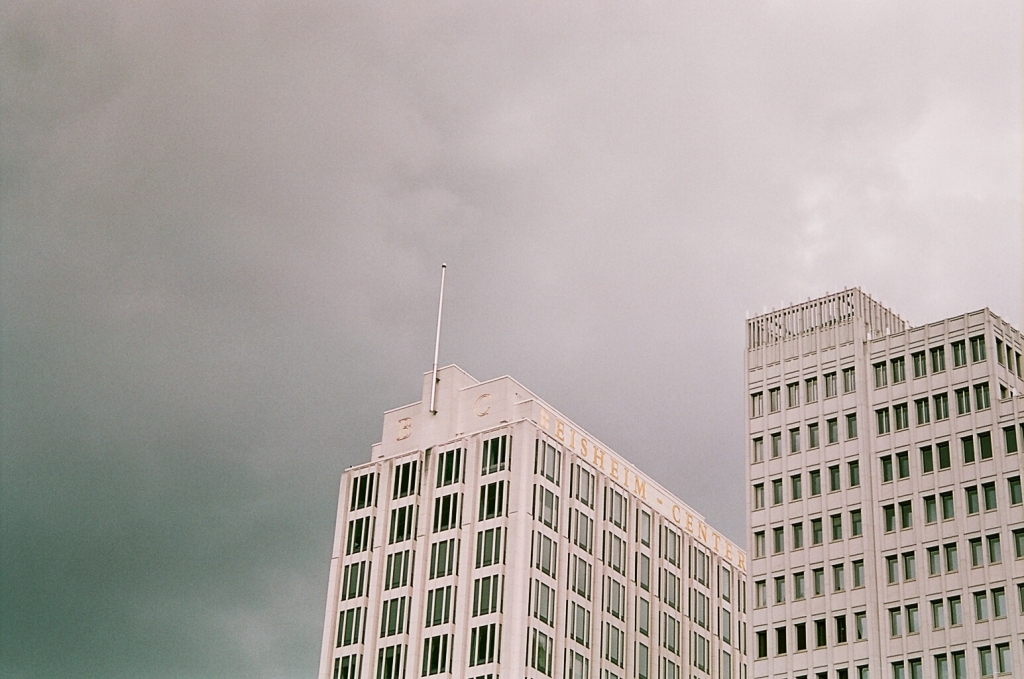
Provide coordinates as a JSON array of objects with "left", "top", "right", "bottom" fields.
[{"left": 1, "top": 2, "right": 1019, "bottom": 677}]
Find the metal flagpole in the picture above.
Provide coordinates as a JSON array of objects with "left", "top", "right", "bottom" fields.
[{"left": 429, "top": 263, "right": 447, "bottom": 414}]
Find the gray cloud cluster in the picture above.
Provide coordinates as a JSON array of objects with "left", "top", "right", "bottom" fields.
[{"left": 1, "top": 2, "right": 1019, "bottom": 677}]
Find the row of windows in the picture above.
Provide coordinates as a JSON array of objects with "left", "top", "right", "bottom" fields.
[
  {"left": 755, "top": 612, "right": 867, "bottom": 658},
  {"left": 753, "top": 462, "right": 860, "bottom": 509},
  {"left": 880, "top": 480, "right": 1023, "bottom": 533},
  {"left": 752, "top": 415, "right": 859, "bottom": 461},
  {"left": 755, "top": 560, "right": 866, "bottom": 607},
  {"left": 884, "top": 530, "right": 1024, "bottom": 583},
  {"left": 753, "top": 510, "right": 864, "bottom": 557},
  {"left": 751, "top": 368, "right": 857, "bottom": 417},
  {"left": 876, "top": 383, "right": 992, "bottom": 436},
  {"left": 886, "top": 585, "right": 1024, "bottom": 637}
]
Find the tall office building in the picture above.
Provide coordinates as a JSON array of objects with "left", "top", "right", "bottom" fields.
[
  {"left": 318, "top": 365, "right": 749, "bottom": 679},
  {"left": 746, "top": 289, "right": 1024, "bottom": 679}
]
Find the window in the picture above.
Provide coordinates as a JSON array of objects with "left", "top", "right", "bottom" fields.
[
  {"left": 473, "top": 575, "right": 501, "bottom": 616},
  {"left": 534, "top": 532, "right": 557, "bottom": 577},
  {"left": 431, "top": 538, "right": 458, "bottom": 577},
  {"left": 970, "top": 538, "right": 983, "bottom": 567},
  {"left": 769, "top": 387, "right": 781, "bottom": 413},
  {"left": 876, "top": 408, "right": 891, "bottom": 434},
  {"left": 337, "top": 607, "right": 365, "bottom": 647},
  {"left": 794, "top": 571, "right": 805, "bottom": 599},
  {"left": 790, "top": 428, "right": 801, "bottom": 453},
  {"left": 848, "top": 460, "right": 860, "bottom": 486},
  {"left": 792, "top": 521, "right": 804, "bottom": 549},
  {"left": 809, "top": 469, "right": 821, "bottom": 496},
  {"left": 791, "top": 474, "right": 803, "bottom": 500},
  {"left": 970, "top": 335, "right": 986, "bottom": 362},
  {"left": 755, "top": 630, "right": 767, "bottom": 659},
  {"left": 476, "top": 528, "right": 502, "bottom": 568},
  {"left": 913, "top": 351, "right": 927, "bottom": 378},
  {"left": 831, "top": 514, "right": 843, "bottom": 541},
  {"left": 1005, "top": 426, "right": 1018, "bottom": 454},
  {"left": 983, "top": 482, "right": 997, "bottom": 510},
  {"left": 774, "top": 576, "right": 786, "bottom": 603},
  {"left": 827, "top": 418, "right": 838, "bottom": 444},
  {"left": 922, "top": 445, "right": 936, "bottom": 473},
  {"left": 1014, "top": 528, "right": 1024, "bottom": 559},
  {"left": 480, "top": 481, "right": 505, "bottom": 521},
  {"left": 754, "top": 580, "right": 766, "bottom": 608},
  {"left": 897, "top": 451, "right": 910, "bottom": 478},
  {"left": 938, "top": 441, "right": 951, "bottom": 468},
  {"left": 955, "top": 387, "right": 971, "bottom": 415},
  {"left": 390, "top": 505, "right": 416, "bottom": 543},
  {"left": 806, "top": 377, "right": 818, "bottom": 403},
  {"left": 637, "top": 553, "right": 650, "bottom": 590},
  {"left": 916, "top": 398, "right": 930, "bottom": 425},
  {"left": 752, "top": 437, "right": 764, "bottom": 463},
  {"left": 380, "top": 597, "right": 408, "bottom": 637},
  {"left": 773, "top": 527, "right": 784, "bottom": 554},
  {"left": 753, "top": 483, "right": 764, "bottom": 510},
  {"left": 421, "top": 634, "right": 450, "bottom": 676},
  {"left": 894, "top": 403, "right": 909, "bottom": 430},
  {"left": 881, "top": 455, "right": 893, "bottom": 482},
  {"left": 931, "top": 346, "right": 946, "bottom": 372},
  {"left": 833, "top": 563, "right": 845, "bottom": 591},
  {"left": 829, "top": 465, "right": 840, "bottom": 491},
  {"left": 808, "top": 422, "right": 819, "bottom": 448},
  {"left": 987, "top": 534, "right": 1001, "bottom": 563},
  {"left": 638, "top": 509, "right": 651, "bottom": 545},
  {"left": 604, "top": 622, "right": 625, "bottom": 667},
  {"left": 751, "top": 392, "right": 764, "bottom": 417},
  {"left": 835, "top": 614, "right": 848, "bottom": 643},
  {"left": 963, "top": 435, "right": 977, "bottom": 463},
  {"left": 900, "top": 500, "right": 913, "bottom": 529},
  {"left": 535, "top": 441, "right": 560, "bottom": 484},
  {"left": 975, "top": 383, "right": 990, "bottom": 410},
  {"left": 932, "top": 599, "right": 945, "bottom": 629},
  {"left": 928, "top": 547, "right": 940, "bottom": 576},
  {"left": 1009, "top": 476, "right": 1022, "bottom": 505},
  {"left": 351, "top": 472, "right": 377, "bottom": 510},
  {"left": 843, "top": 367, "right": 856, "bottom": 393},
  {"left": 853, "top": 559, "right": 864, "bottom": 587},
  {"left": 771, "top": 433, "right": 782, "bottom": 458},
  {"left": 952, "top": 340, "right": 967, "bottom": 367},
  {"left": 996, "top": 644, "right": 1012, "bottom": 675},
  {"left": 385, "top": 550, "right": 412, "bottom": 589},
  {"left": 425, "top": 586, "right": 453, "bottom": 627},
  {"left": 992, "top": 587, "right": 1006, "bottom": 617},
  {"left": 376, "top": 645, "right": 403, "bottom": 679},
  {"left": 813, "top": 568, "right": 824, "bottom": 596},
  {"left": 924, "top": 496, "right": 937, "bottom": 524},
  {"left": 974, "top": 591, "right": 989, "bottom": 621},
  {"left": 906, "top": 604, "right": 919, "bottom": 633},
  {"left": 945, "top": 543, "right": 959, "bottom": 572},
  {"left": 814, "top": 618, "right": 826, "bottom": 647},
  {"left": 787, "top": 382, "right": 800, "bottom": 408},
  {"left": 846, "top": 413, "right": 858, "bottom": 439},
  {"left": 824, "top": 372, "right": 837, "bottom": 398},
  {"left": 966, "top": 486, "right": 979, "bottom": 514},
  {"left": 892, "top": 356, "right": 906, "bottom": 383},
  {"left": 436, "top": 448, "right": 462, "bottom": 487},
  {"left": 570, "top": 555, "right": 591, "bottom": 600},
  {"left": 949, "top": 596, "right": 962, "bottom": 626},
  {"left": 481, "top": 435, "right": 508, "bottom": 475},
  {"left": 470, "top": 623, "right": 499, "bottom": 666},
  {"left": 568, "top": 650, "right": 590, "bottom": 679},
  {"left": 434, "top": 493, "right": 461, "bottom": 532},
  {"left": 935, "top": 393, "right": 950, "bottom": 420},
  {"left": 753, "top": 531, "right": 765, "bottom": 558},
  {"left": 850, "top": 509, "right": 862, "bottom": 536},
  {"left": 874, "top": 362, "right": 888, "bottom": 388},
  {"left": 811, "top": 518, "right": 823, "bottom": 545},
  {"left": 903, "top": 551, "right": 916, "bottom": 580},
  {"left": 772, "top": 479, "right": 783, "bottom": 505},
  {"left": 346, "top": 516, "right": 374, "bottom": 555},
  {"left": 855, "top": 611, "right": 867, "bottom": 640},
  {"left": 883, "top": 505, "right": 896, "bottom": 532},
  {"left": 889, "top": 607, "right": 902, "bottom": 636}
]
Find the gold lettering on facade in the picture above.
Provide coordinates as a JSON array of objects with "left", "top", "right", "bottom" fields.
[
  {"left": 396, "top": 418, "right": 412, "bottom": 441},
  {"left": 713, "top": 533, "right": 721, "bottom": 551},
  {"left": 610, "top": 459, "right": 620, "bottom": 480},
  {"left": 685, "top": 513, "right": 694, "bottom": 533},
  {"left": 539, "top": 408, "right": 550, "bottom": 429},
  {"left": 633, "top": 477, "right": 648, "bottom": 499},
  {"left": 698, "top": 523, "right": 708, "bottom": 543},
  {"left": 725, "top": 543, "right": 733, "bottom": 561},
  {"left": 738, "top": 553, "right": 746, "bottom": 570},
  {"left": 474, "top": 393, "right": 492, "bottom": 417},
  {"left": 592, "top": 446, "right": 605, "bottom": 470},
  {"left": 671, "top": 504, "right": 682, "bottom": 522},
  {"left": 580, "top": 438, "right": 589, "bottom": 459},
  {"left": 569, "top": 428, "right": 576, "bottom": 448},
  {"left": 555, "top": 420, "right": 565, "bottom": 441}
]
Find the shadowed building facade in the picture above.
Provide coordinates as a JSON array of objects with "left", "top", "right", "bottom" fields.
[
  {"left": 746, "top": 290, "right": 1024, "bottom": 679},
  {"left": 319, "top": 365, "right": 749, "bottom": 679}
]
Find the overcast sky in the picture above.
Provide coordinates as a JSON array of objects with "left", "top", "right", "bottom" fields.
[{"left": 1, "top": 2, "right": 1020, "bottom": 678}]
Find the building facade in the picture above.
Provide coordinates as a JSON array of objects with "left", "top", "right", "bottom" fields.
[
  {"left": 746, "top": 289, "right": 1024, "bottom": 679},
  {"left": 318, "top": 365, "right": 748, "bottom": 679}
]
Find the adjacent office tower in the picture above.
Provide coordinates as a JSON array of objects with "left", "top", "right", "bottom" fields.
[
  {"left": 746, "top": 289, "right": 1024, "bottom": 679},
  {"left": 318, "top": 365, "right": 748, "bottom": 679}
]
